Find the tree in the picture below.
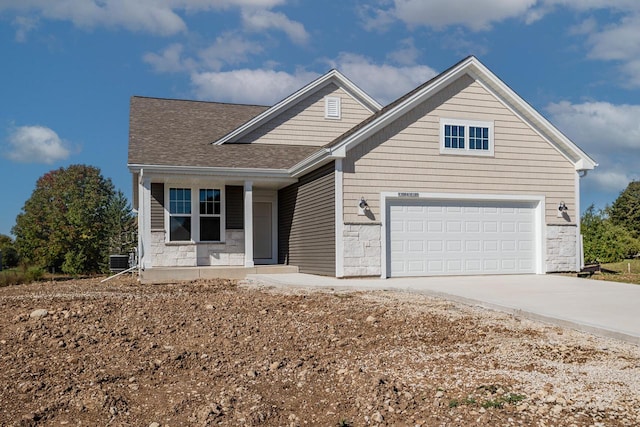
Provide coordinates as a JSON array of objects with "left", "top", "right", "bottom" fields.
[
  {"left": 581, "top": 204, "right": 640, "bottom": 263},
  {"left": 105, "top": 190, "right": 137, "bottom": 256},
  {"left": 0, "top": 234, "right": 19, "bottom": 268},
  {"left": 610, "top": 180, "right": 640, "bottom": 238},
  {"left": 12, "top": 164, "right": 133, "bottom": 275}
]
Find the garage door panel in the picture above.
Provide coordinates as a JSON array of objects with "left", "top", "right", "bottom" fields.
[{"left": 388, "top": 199, "right": 537, "bottom": 277}]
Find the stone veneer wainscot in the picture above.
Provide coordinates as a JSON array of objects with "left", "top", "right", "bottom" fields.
[
  {"left": 546, "top": 225, "right": 577, "bottom": 272},
  {"left": 343, "top": 223, "right": 381, "bottom": 277}
]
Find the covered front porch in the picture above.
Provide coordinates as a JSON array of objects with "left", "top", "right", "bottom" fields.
[{"left": 136, "top": 171, "right": 297, "bottom": 276}]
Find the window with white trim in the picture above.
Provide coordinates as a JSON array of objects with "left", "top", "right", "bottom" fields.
[
  {"left": 168, "top": 186, "right": 224, "bottom": 242},
  {"left": 325, "top": 96, "right": 341, "bottom": 119},
  {"left": 440, "top": 118, "right": 494, "bottom": 156},
  {"left": 199, "top": 188, "right": 221, "bottom": 241},
  {"left": 169, "top": 188, "right": 191, "bottom": 241}
]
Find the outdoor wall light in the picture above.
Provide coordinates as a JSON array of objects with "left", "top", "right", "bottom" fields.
[
  {"left": 358, "top": 197, "right": 369, "bottom": 216},
  {"left": 557, "top": 201, "right": 568, "bottom": 217}
]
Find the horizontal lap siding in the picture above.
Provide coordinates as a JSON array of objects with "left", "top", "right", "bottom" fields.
[
  {"left": 240, "top": 84, "right": 372, "bottom": 146},
  {"left": 279, "top": 162, "right": 335, "bottom": 276},
  {"left": 343, "top": 75, "right": 577, "bottom": 225}
]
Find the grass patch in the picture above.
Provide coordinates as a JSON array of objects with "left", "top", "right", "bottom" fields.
[
  {"left": 0, "top": 266, "right": 45, "bottom": 286},
  {"left": 591, "top": 259, "right": 640, "bottom": 285}
]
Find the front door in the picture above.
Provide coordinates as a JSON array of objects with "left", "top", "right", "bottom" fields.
[{"left": 253, "top": 201, "right": 274, "bottom": 264}]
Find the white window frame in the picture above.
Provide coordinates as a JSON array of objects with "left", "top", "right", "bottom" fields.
[
  {"left": 439, "top": 118, "right": 494, "bottom": 157},
  {"left": 198, "top": 188, "right": 222, "bottom": 242},
  {"left": 165, "top": 185, "right": 225, "bottom": 243},
  {"left": 167, "top": 187, "right": 193, "bottom": 242},
  {"left": 325, "top": 96, "right": 341, "bottom": 119}
]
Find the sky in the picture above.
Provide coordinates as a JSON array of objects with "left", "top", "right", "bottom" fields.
[{"left": 1, "top": 0, "right": 639, "bottom": 237}]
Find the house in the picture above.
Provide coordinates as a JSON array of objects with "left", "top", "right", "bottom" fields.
[{"left": 128, "top": 56, "right": 597, "bottom": 283}]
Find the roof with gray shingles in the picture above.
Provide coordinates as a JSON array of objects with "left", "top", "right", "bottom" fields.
[{"left": 128, "top": 96, "right": 321, "bottom": 169}]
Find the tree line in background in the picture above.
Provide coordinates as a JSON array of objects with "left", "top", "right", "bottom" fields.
[
  {"left": 582, "top": 181, "right": 640, "bottom": 264},
  {"left": 1, "top": 164, "right": 136, "bottom": 275}
]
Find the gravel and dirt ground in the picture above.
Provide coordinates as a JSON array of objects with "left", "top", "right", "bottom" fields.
[{"left": 0, "top": 276, "right": 639, "bottom": 426}]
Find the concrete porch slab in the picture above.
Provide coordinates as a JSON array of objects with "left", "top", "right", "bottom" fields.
[{"left": 141, "top": 265, "right": 298, "bottom": 284}]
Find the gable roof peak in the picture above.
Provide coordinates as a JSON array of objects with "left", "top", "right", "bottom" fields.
[
  {"left": 213, "top": 67, "right": 382, "bottom": 145},
  {"left": 323, "top": 55, "right": 597, "bottom": 171}
]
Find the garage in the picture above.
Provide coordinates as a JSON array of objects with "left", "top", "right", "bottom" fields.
[{"left": 386, "top": 198, "right": 540, "bottom": 277}]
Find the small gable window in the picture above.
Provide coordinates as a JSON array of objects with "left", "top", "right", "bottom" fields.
[
  {"left": 440, "top": 118, "right": 494, "bottom": 156},
  {"left": 325, "top": 96, "right": 341, "bottom": 119}
]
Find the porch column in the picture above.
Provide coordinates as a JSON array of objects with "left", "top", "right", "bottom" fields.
[
  {"left": 244, "top": 181, "right": 254, "bottom": 267},
  {"left": 139, "top": 174, "right": 152, "bottom": 271}
]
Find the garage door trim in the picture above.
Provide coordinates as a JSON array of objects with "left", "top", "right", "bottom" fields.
[{"left": 380, "top": 192, "right": 546, "bottom": 278}]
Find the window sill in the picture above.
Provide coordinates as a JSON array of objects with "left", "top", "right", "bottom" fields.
[{"left": 439, "top": 149, "right": 494, "bottom": 157}]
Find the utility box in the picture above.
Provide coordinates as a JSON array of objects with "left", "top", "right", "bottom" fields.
[{"left": 109, "top": 255, "right": 129, "bottom": 272}]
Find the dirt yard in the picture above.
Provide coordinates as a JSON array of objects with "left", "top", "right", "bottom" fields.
[{"left": 0, "top": 276, "right": 639, "bottom": 426}]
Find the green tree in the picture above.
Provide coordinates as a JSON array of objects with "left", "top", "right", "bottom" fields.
[
  {"left": 0, "top": 234, "right": 19, "bottom": 268},
  {"left": 609, "top": 180, "right": 640, "bottom": 238},
  {"left": 581, "top": 204, "right": 640, "bottom": 263},
  {"left": 105, "top": 189, "right": 137, "bottom": 256},
  {"left": 12, "top": 164, "right": 132, "bottom": 275}
]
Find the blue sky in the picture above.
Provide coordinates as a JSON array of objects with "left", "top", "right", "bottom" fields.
[{"left": 1, "top": 0, "right": 639, "bottom": 237}]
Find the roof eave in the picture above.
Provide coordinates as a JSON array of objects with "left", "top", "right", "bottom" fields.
[{"left": 127, "top": 163, "right": 293, "bottom": 179}]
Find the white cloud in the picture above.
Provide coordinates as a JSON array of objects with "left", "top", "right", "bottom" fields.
[
  {"left": 586, "top": 14, "right": 640, "bottom": 61},
  {"left": 5, "top": 125, "right": 72, "bottom": 164},
  {"left": 241, "top": 8, "right": 308, "bottom": 44},
  {"left": 364, "top": 0, "right": 537, "bottom": 31},
  {"left": 331, "top": 53, "right": 438, "bottom": 105},
  {"left": 386, "top": 38, "right": 420, "bottom": 65},
  {"left": 0, "top": 0, "right": 289, "bottom": 37},
  {"left": 190, "top": 53, "right": 438, "bottom": 106},
  {"left": 191, "top": 68, "right": 318, "bottom": 104},
  {"left": 190, "top": 53, "right": 437, "bottom": 106},
  {"left": 546, "top": 101, "right": 640, "bottom": 192},
  {"left": 590, "top": 170, "right": 635, "bottom": 193},
  {"left": 198, "top": 33, "right": 264, "bottom": 70},
  {"left": 13, "top": 15, "right": 39, "bottom": 42},
  {"left": 144, "top": 33, "right": 263, "bottom": 74},
  {"left": 143, "top": 43, "right": 195, "bottom": 73}
]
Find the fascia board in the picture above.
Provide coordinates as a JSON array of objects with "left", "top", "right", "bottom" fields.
[
  {"left": 330, "top": 59, "right": 473, "bottom": 156},
  {"left": 288, "top": 149, "right": 332, "bottom": 178},
  {"left": 334, "top": 70, "right": 383, "bottom": 112},
  {"left": 127, "top": 163, "right": 292, "bottom": 179},
  {"left": 213, "top": 70, "right": 381, "bottom": 146},
  {"left": 468, "top": 61, "right": 598, "bottom": 170}
]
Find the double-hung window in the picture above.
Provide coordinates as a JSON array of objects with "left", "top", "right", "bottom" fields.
[
  {"left": 199, "top": 188, "right": 221, "bottom": 241},
  {"left": 440, "top": 119, "right": 494, "bottom": 156},
  {"left": 169, "top": 188, "right": 191, "bottom": 241},
  {"left": 168, "top": 186, "right": 223, "bottom": 242}
]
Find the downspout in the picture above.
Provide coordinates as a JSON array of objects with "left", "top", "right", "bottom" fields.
[
  {"left": 576, "top": 170, "right": 583, "bottom": 271},
  {"left": 138, "top": 168, "right": 145, "bottom": 274}
]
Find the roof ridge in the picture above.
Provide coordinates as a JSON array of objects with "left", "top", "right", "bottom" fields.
[{"left": 130, "top": 95, "right": 269, "bottom": 108}]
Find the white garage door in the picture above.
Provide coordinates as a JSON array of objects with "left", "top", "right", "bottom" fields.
[{"left": 388, "top": 199, "right": 537, "bottom": 277}]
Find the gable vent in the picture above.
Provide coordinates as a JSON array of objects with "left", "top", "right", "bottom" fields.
[{"left": 325, "top": 96, "right": 341, "bottom": 119}]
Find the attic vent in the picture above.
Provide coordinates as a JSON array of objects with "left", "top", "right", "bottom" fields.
[{"left": 325, "top": 96, "right": 341, "bottom": 119}]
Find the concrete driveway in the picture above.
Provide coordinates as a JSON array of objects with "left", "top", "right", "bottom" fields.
[{"left": 245, "top": 273, "right": 640, "bottom": 345}]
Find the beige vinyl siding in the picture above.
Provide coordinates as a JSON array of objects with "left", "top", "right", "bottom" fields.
[
  {"left": 343, "top": 74, "right": 577, "bottom": 225},
  {"left": 278, "top": 162, "right": 335, "bottom": 275},
  {"left": 150, "top": 183, "right": 165, "bottom": 231},
  {"left": 240, "top": 84, "right": 373, "bottom": 146}
]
